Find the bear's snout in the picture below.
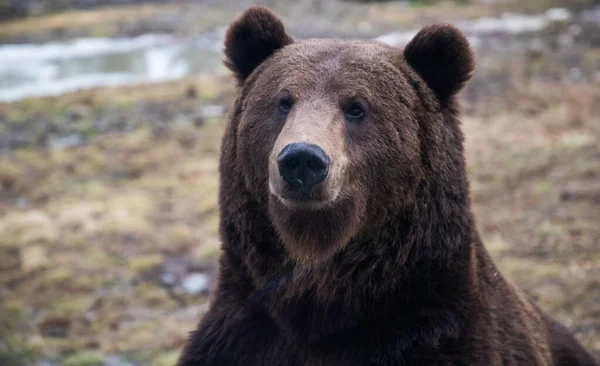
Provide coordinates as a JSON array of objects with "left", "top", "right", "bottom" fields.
[{"left": 277, "top": 143, "right": 330, "bottom": 196}]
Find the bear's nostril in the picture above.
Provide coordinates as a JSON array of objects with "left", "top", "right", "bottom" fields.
[{"left": 277, "top": 143, "right": 330, "bottom": 194}]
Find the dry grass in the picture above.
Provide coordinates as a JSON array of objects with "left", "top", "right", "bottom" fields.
[
  {"left": 0, "top": 3, "right": 177, "bottom": 39},
  {"left": 0, "top": 2, "right": 237, "bottom": 42},
  {"left": 0, "top": 78, "right": 598, "bottom": 363},
  {"left": 464, "top": 83, "right": 600, "bottom": 356},
  {"left": 0, "top": 78, "right": 229, "bottom": 365}
]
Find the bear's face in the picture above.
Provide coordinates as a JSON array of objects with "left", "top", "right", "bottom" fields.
[
  {"left": 224, "top": 7, "right": 474, "bottom": 263},
  {"left": 237, "top": 41, "right": 423, "bottom": 261}
]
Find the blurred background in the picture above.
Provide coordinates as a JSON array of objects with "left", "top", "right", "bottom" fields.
[{"left": 0, "top": 0, "right": 599, "bottom": 365}]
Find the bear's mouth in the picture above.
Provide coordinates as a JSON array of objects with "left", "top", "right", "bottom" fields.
[{"left": 268, "top": 179, "right": 341, "bottom": 211}]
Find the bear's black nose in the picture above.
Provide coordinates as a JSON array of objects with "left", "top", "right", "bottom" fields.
[{"left": 278, "top": 143, "right": 330, "bottom": 193}]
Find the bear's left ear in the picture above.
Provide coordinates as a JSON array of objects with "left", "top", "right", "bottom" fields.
[
  {"left": 224, "top": 6, "right": 294, "bottom": 85},
  {"left": 404, "top": 24, "right": 475, "bottom": 101}
]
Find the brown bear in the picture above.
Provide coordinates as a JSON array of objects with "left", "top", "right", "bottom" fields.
[{"left": 177, "top": 6, "right": 598, "bottom": 366}]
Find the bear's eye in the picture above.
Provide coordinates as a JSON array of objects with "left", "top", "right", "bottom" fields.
[
  {"left": 279, "top": 99, "right": 293, "bottom": 114},
  {"left": 345, "top": 103, "right": 365, "bottom": 121}
]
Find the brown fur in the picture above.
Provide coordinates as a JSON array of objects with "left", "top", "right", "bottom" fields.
[{"left": 178, "top": 6, "right": 598, "bottom": 366}]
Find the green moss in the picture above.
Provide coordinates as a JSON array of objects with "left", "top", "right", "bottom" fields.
[
  {"left": 63, "top": 351, "right": 105, "bottom": 366},
  {"left": 194, "top": 240, "right": 221, "bottom": 262},
  {"left": 0, "top": 160, "right": 25, "bottom": 193},
  {"left": 115, "top": 322, "right": 156, "bottom": 351},
  {"left": 134, "top": 283, "right": 170, "bottom": 307},
  {"left": 152, "top": 350, "right": 181, "bottom": 366},
  {"left": 62, "top": 231, "right": 86, "bottom": 248},
  {"left": 72, "top": 118, "right": 96, "bottom": 140},
  {"left": 128, "top": 254, "right": 164, "bottom": 273},
  {"left": 165, "top": 223, "right": 195, "bottom": 251},
  {"left": 13, "top": 149, "right": 49, "bottom": 172},
  {"left": 534, "top": 181, "right": 555, "bottom": 195},
  {"left": 42, "top": 338, "right": 78, "bottom": 354},
  {"left": 203, "top": 215, "right": 220, "bottom": 237},
  {"left": 79, "top": 248, "right": 119, "bottom": 272},
  {"left": 560, "top": 132, "right": 595, "bottom": 149},
  {"left": 0, "top": 305, "right": 40, "bottom": 366},
  {"left": 41, "top": 267, "right": 76, "bottom": 285},
  {"left": 0, "top": 344, "right": 39, "bottom": 366},
  {"left": 48, "top": 296, "right": 94, "bottom": 317}
]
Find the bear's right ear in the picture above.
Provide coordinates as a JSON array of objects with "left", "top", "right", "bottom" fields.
[
  {"left": 224, "top": 6, "right": 294, "bottom": 85},
  {"left": 404, "top": 24, "right": 475, "bottom": 101}
]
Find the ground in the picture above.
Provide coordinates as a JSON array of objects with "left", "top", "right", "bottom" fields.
[{"left": 0, "top": 1, "right": 598, "bottom": 365}]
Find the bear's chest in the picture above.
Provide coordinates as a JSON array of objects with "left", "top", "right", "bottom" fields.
[{"left": 254, "top": 315, "right": 479, "bottom": 366}]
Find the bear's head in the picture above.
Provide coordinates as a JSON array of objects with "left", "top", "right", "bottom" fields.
[{"left": 223, "top": 6, "right": 475, "bottom": 264}]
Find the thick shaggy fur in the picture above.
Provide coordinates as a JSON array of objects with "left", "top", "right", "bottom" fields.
[{"left": 178, "top": 6, "right": 598, "bottom": 366}]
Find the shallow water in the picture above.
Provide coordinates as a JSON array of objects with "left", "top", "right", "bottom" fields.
[{"left": 0, "top": 30, "right": 226, "bottom": 102}]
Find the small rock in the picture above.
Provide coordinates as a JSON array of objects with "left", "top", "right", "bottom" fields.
[
  {"left": 560, "top": 183, "right": 600, "bottom": 203},
  {"left": 568, "top": 67, "right": 583, "bottom": 81},
  {"left": 181, "top": 273, "right": 210, "bottom": 295},
  {"left": 161, "top": 257, "right": 189, "bottom": 286},
  {"left": 83, "top": 311, "right": 97, "bottom": 325},
  {"left": 185, "top": 85, "right": 198, "bottom": 99},
  {"left": 177, "top": 133, "right": 198, "bottom": 149},
  {"left": 67, "top": 104, "right": 91, "bottom": 120},
  {"left": 567, "top": 24, "right": 582, "bottom": 37},
  {"left": 47, "top": 134, "right": 82, "bottom": 149},
  {"left": 0, "top": 247, "right": 20, "bottom": 271},
  {"left": 193, "top": 115, "right": 206, "bottom": 127},
  {"left": 39, "top": 316, "right": 71, "bottom": 338},
  {"left": 35, "top": 361, "right": 59, "bottom": 366},
  {"left": 16, "top": 197, "right": 30, "bottom": 209},
  {"left": 200, "top": 105, "right": 225, "bottom": 119},
  {"left": 104, "top": 355, "right": 135, "bottom": 366},
  {"left": 160, "top": 272, "right": 177, "bottom": 286}
]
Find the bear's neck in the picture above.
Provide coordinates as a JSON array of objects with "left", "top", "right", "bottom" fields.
[{"left": 225, "top": 187, "right": 481, "bottom": 342}]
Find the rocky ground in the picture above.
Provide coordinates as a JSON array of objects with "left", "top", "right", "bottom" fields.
[{"left": 0, "top": 1, "right": 599, "bottom": 365}]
